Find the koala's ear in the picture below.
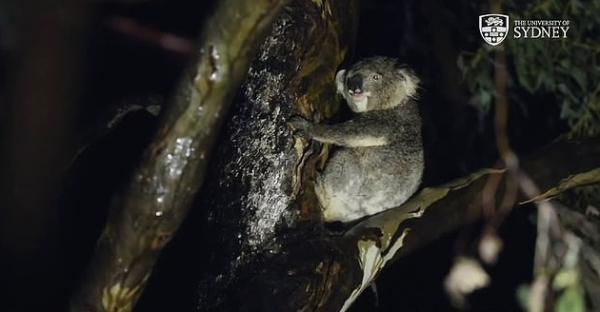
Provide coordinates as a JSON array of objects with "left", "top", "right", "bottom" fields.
[
  {"left": 397, "top": 66, "right": 420, "bottom": 98},
  {"left": 394, "top": 63, "right": 409, "bottom": 76},
  {"left": 394, "top": 62, "right": 408, "bottom": 69},
  {"left": 335, "top": 69, "right": 346, "bottom": 95}
]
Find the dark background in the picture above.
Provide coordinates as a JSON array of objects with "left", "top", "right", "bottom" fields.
[{"left": 0, "top": 0, "right": 566, "bottom": 311}]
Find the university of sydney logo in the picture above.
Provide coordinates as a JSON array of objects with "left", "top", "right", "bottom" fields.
[
  {"left": 479, "top": 14, "right": 510, "bottom": 46},
  {"left": 479, "top": 13, "right": 570, "bottom": 46}
]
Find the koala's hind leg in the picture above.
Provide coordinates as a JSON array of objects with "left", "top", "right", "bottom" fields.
[{"left": 314, "top": 150, "right": 365, "bottom": 222}]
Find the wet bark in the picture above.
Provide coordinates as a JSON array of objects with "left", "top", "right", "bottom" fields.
[
  {"left": 70, "top": 0, "right": 290, "bottom": 311},
  {"left": 196, "top": 0, "right": 359, "bottom": 311}
]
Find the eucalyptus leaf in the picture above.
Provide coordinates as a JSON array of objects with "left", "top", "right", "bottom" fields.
[{"left": 554, "top": 287, "right": 585, "bottom": 312}]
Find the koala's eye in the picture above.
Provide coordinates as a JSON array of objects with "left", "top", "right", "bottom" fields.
[{"left": 372, "top": 74, "right": 381, "bottom": 81}]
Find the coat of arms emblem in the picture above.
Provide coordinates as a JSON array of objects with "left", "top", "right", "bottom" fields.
[{"left": 479, "top": 14, "right": 510, "bottom": 46}]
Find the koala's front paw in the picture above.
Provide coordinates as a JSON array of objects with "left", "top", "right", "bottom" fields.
[{"left": 287, "top": 116, "right": 313, "bottom": 137}]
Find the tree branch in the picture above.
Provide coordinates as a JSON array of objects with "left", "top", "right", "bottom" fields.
[
  {"left": 240, "top": 137, "right": 600, "bottom": 311},
  {"left": 339, "top": 137, "right": 600, "bottom": 310},
  {"left": 70, "top": 1, "right": 289, "bottom": 311}
]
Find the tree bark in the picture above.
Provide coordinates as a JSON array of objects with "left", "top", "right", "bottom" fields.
[
  {"left": 196, "top": 0, "right": 359, "bottom": 310},
  {"left": 70, "top": 0, "right": 289, "bottom": 311}
]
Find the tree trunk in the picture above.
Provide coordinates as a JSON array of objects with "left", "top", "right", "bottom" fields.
[
  {"left": 71, "top": 0, "right": 290, "bottom": 310},
  {"left": 196, "top": 0, "right": 359, "bottom": 310}
]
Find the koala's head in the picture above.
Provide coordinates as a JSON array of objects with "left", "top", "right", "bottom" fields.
[{"left": 336, "top": 57, "right": 420, "bottom": 113}]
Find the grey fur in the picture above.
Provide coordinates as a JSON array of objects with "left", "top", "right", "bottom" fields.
[{"left": 291, "top": 56, "right": 424, "bottom": 222}]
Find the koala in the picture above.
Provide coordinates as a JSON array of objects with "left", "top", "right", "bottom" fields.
[{"left": 290, "top": 56, "right": 424, "bottom": 223}]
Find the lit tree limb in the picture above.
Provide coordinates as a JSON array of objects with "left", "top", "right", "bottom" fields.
[{"left": 70, "top": 0, "right": 290, "bottom": 311}]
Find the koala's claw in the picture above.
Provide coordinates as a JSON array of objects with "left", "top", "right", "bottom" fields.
[
  {"left": 287, "top": 116, "right": 312, "bottom": 134},
  {"left": 287, "top": 116, "right": 314, "bottom": 140}
]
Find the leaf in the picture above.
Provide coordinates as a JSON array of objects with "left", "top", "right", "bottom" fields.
[
  {"left": 554, "top": 287, "right": 585, "bottom": 312},
  {"left": 553, "top": 269, "right": 579, "bottom": 290},
  {"left": 445, "top": 257, "right": 490, "bottom": 308},
  {"left": 516, "top": 284, "right": 531, "bottom": 311},
  {"left": 520, "top": 168, "right": 600, "bottom": 204},
  {"left": 571, "top": 67, "right": 587, "bottom": 91}
]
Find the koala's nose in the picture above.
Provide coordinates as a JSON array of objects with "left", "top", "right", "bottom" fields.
[{"left": 347, "top": 74, "right": 363, "bottom": 94}]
